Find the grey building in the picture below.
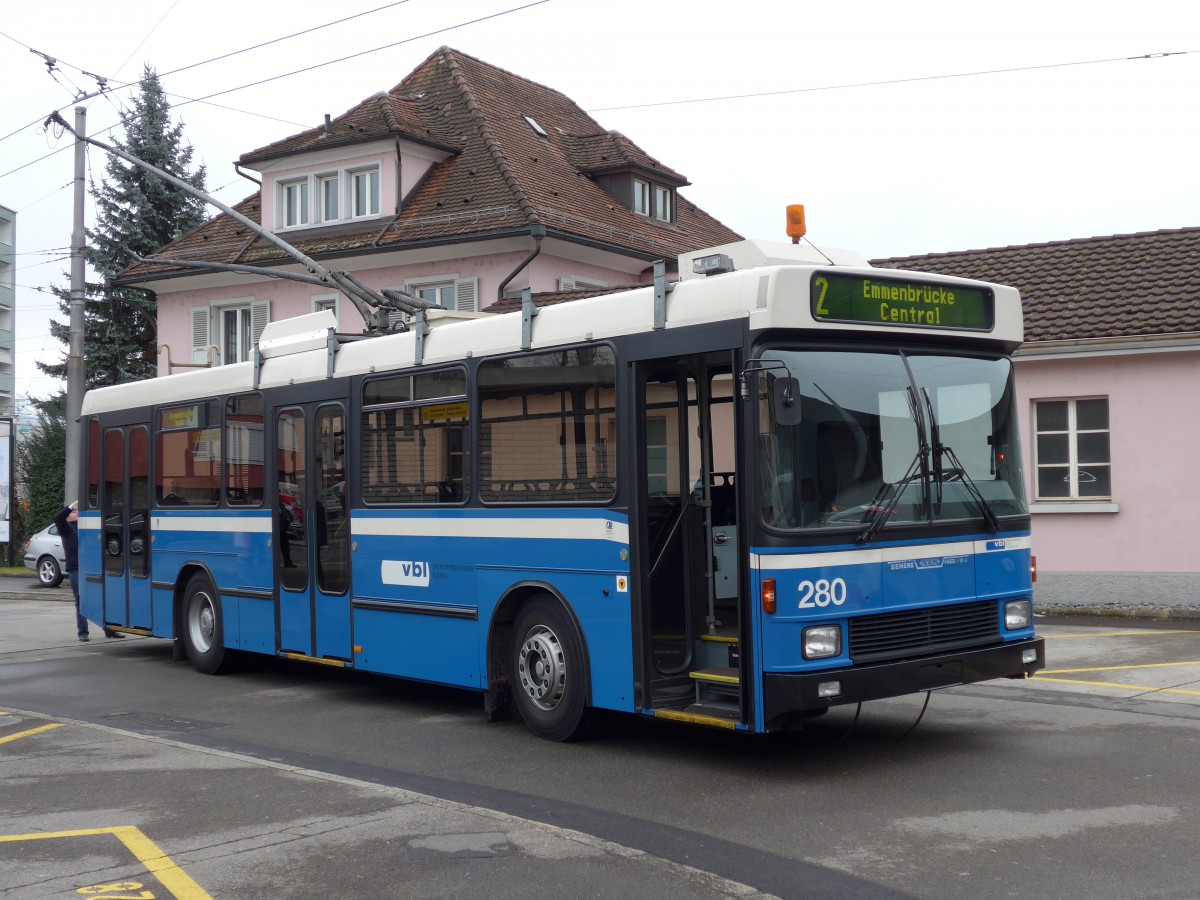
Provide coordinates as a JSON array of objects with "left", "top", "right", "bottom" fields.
[{"left": 0, "top": 205, "right": 15, "bottom": 416}]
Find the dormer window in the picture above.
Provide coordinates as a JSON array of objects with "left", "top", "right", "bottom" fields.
[
  {"left": 654, "top": 185, "right": 672, "bottom": 222},
  {"left": 350, "top": 167, "right": 380, "bottom": 218},
  {"left": 633, "top": 179, "right": 649, "bottom": 216},
  {"left": 319, "top": 174, "right": 339, "bottom": 221},
  {"left": 630, "top": 176, "right": 673, "bottom": 223},
  {"left": 275, "top": 162, "right": 382, "bottom": 230},
  {"left": 282, "top": 179, "right": 309, "bottom": 227}
]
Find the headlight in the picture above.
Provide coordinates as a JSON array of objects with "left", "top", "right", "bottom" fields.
[
  {"left": 1005, "top": 599, "right": 1032, "bottom": 630},
  {"left": 803, "top": 625, "right": 842, "bottom": 660}
]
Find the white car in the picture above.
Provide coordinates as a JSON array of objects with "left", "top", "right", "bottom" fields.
[{"left": 23, "top": 523, "right": 68, "bottom": 588}]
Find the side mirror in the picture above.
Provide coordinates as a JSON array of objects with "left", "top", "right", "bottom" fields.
[{"left": 772, "top": 377, "right": 803, "bottom": 426}]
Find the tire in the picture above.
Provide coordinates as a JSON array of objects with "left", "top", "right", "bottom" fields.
[
  {"left": 181, "top": 574, "right": 235, "bottom": 675},
  {"left": 37, "top": 556, "right": 63, "bottom": 588},
  {"left": 510, "top": 595, "right": 593, "bottom": 741}
]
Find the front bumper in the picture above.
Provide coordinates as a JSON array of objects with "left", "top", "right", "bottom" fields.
[{"left": 762, "top": 637, "right": 1045, "bottom": 729}]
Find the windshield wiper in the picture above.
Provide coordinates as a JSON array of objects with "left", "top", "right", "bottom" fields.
[
  {"left": 856, "top": 447, "right": 923, "bottom": 545},
  {"left": 922, "top": 388, "right": 945, "bottom": 514},
  {"left": 921, "top": 388, "right": 1001, "bottom": 532}
]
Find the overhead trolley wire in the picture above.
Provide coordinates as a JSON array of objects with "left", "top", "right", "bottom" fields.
[
  {"left": 0, "top": 0, "right": 551, "bottom": 181},
  {"left": 588, "top": 50, "right": 1197, "bottom": 112}
]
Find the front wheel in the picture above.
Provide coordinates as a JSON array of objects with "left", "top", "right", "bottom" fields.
[
  {"left": 181, "top": 574, "right": 236, "bottom": 675},
  {"left": 510, "top": 595, "right": 593, "bottom": 741},
  {"left": 37, "top": 556, "right": 63, "bottom": 588}
]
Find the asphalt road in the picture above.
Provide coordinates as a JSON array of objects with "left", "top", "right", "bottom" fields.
[{"left": 3, "top": 586, "right": 1199, "bottom": 899}]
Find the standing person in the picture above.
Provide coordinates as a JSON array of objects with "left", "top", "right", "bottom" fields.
[{"left": 53, "top": 502, "right": 124, "bottom": 642}]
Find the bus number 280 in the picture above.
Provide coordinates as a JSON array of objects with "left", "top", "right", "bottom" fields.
[{"left": 798, "top": 578, "right": 848, "bottom": 608}]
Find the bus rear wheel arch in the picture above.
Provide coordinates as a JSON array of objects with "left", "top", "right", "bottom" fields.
[
  {"left": 508, "top": 593, "right": 593, "bottom": 741},
  {"left": 179, "top": 571, "right": 237, "bottom": 675}
]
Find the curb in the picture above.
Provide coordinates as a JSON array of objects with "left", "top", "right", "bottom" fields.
[{"left": 1036, "top": 605, "right": 1200, "bottom": 621}]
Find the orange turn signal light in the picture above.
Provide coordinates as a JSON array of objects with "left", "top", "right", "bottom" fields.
[
  {"left": 762, "top": 577, "right": 777, "bottom": 614},
  {"left": 1030, "top": 555, "right": 1037, "bottom": 583}
]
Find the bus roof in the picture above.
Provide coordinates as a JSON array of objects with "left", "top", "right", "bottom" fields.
[{"left": 81, "top": 243, "right": 1022, "bottom": 416}]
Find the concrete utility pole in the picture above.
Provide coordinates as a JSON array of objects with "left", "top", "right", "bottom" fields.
[{"left": 64, "top": 105, "right": 86, "bottom": 506}]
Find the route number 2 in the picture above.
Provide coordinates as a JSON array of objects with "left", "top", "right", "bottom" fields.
[
  {"left": 814, "top": 275, "right": 831, "bottom": 317},
  {"left": 798, "top": 578, "right": 848, "bottom": 608}
]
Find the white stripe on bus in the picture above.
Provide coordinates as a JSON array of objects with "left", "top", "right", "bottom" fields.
[
  {"left": 354, "top": 516, "right": 629, "bottom": 544},
  {"left": 149, "top": 516, "right": 273, "bottom": 534},
  {"left": 752, "top": 540, "right": 980, "bottom": 571},
  {"left": 80, "top": 513, "right": 628, "bottom": 543}
]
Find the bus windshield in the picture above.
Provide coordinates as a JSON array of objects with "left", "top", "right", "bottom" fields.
[{"left": 758, "top": 348, "right": 1027, "bottom": 531}]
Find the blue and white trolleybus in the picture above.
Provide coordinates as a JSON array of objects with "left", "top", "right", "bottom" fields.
[{"left": 78, "top": 233, "right": 1044, "bottom": 740}]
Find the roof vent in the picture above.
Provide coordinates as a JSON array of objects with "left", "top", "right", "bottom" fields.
[{"left": 323, "top": 114, "right": 331, "bottom": 137}]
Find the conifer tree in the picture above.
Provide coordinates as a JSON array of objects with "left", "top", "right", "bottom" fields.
[
  {"left": 41, "top": 65, "right": 209, "bottom": 388},
  {"left": 14, "top": 396, "right": 67, "bottom": 541}
]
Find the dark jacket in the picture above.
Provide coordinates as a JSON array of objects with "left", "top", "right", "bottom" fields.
[{"left": 52, "top": 506, "right": 79, "bottom": 571}]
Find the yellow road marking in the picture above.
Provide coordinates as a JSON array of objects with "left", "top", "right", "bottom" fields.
[
  {"left": 0, "top": 723, "right": 63, "bottom": 745},
  {"left": 1045, "top": 630, "right": 1195, "bottom": 639},
  {"left": 1032, "top": 676, "right": 1200, "bottom": 697},
  {"left": 0, "top": 826, "right": 212, "bottom": 899},
  {"left": 1041, "top": 661, "right": 1200, "bottom": 675}
]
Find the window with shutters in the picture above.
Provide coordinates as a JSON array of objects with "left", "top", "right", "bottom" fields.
[
  {"left": 192, "top": 299, "right": 269, "bottom": 366},
  {"left": 402, "top": 275, "right": 479, "bottom": 312}
]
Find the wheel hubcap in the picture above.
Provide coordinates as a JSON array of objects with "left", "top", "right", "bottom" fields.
[
  {"left": 518, "top": 625, "right": 566, "bottom": 711},
  {"left": 189, "top": 592, "right": 215, "bottom": 653}
]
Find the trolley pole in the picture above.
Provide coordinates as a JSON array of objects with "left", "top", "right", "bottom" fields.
[{"left": 65, "top": 105, "right": 87, "bottom": 506}]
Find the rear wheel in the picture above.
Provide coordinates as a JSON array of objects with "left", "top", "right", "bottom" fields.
[
  {"left": 510, "top": 595, "right": 592, "bottom": 741},
  {"left": 181, "top": 574, "right": 235, "bottom": 675},
  {"left": 37, "top": 556, "right": 63, "bottom": 588}
]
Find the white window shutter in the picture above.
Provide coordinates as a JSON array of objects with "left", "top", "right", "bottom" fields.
[
  {"left": 191, "top": 307, "right": 210, "bottom": 364},
  {"left": 558, "top": 276, "right": 575, "bottom": 291},
  {"left": 251, "top": 300, "right": 270, "bottom": 344},
  {"left": 454, "top": 277, "right": 478, "bottom": 312}
]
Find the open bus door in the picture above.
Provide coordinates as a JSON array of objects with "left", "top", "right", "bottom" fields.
[
  {"left": 100, "top": 425, "right": 152, "bottom": 630},
  {"left": 635, "top": 353, "right": 743, "bottom": 726}
]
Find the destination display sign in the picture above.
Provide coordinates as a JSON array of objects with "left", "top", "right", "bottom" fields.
[{"left": 811, "top": 272, "right": 994, "bottom": 331}]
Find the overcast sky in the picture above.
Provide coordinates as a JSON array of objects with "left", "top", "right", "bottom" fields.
[{"left": 2, "top": 0, "right": 1196, "bottom": 401}]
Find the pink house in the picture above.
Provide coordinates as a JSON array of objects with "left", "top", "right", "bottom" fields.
[
  {"left": 876, "top": 228, "right": 1200, "bottom": 608},
  {"left": 118, "top": 46, "right": 740, "bottom": 372}
]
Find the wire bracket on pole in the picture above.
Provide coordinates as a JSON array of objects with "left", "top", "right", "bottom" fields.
[
  {"left": 521, "top": 287, "right": 538, "bottom": 350},
  {"left": 653, "top": 260, "right": 673, "bottom": 330},
  {"left": 413, "top": 309, "right": 431, "bottom": 367}
]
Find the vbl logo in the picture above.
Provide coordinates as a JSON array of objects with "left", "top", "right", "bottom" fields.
[{"left": 382, "top": 560, "right": 431, "bottom": 587}]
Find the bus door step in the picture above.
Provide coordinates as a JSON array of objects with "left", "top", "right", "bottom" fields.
[
  {"left": 689, "top": 667, "right": 740, "bottom": 709},
  {"left": 697, "top": 632, "right": 740, "bottom": 668},
  {"left": 654, "top": 706, "right": 741, "bottom": 730}
]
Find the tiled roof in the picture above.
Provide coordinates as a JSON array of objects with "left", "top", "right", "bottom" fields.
[
  {"left": 560, "top": 131, "right": 687, "bottom": 184},
  {"left": 872, "top": 227, "right": 1200, "bottom": 343},
  {"left": 123, "top": 47, "right": 739, "bottom": 282}
]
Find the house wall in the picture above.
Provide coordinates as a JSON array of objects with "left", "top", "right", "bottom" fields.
[
  {"left": 1015, "top": 349, "right": 1200, "bottom": 602},
  {"left": 153, "top": 250, "right": 643, "bottom": 374}
]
